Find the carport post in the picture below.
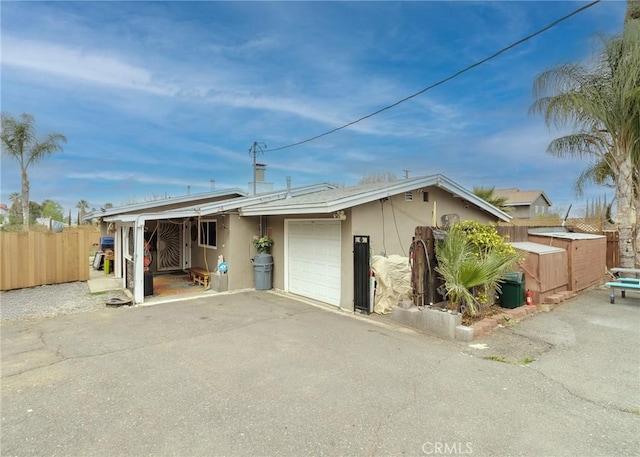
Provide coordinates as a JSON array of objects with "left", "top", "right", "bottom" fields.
[
  {"left": 114, "top": 223, "right": 123, "bottom": 279},
  {"left": 133, "top": 219, "right": 146, "bottom": 304}
]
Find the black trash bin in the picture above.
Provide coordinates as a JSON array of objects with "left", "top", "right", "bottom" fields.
[
  {"left": 499, "top": 271, "right": 525, "bottom": 309},
  {"left": 144, "top": 271, "right": 154, "bottom": 296}
]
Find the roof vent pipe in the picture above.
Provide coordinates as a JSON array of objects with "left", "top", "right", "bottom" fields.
[{"left": 286, "top": 176, "right": 292, "bottom": 199}]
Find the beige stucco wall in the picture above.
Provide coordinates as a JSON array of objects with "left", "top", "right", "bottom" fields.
[
  {"left": 188, "top": 214, "right": 262, "bottom": 290},
  {"left": 351, "top": 187, "right": 497, "bottom": 257},
  {"left": 264, "top": 186, "right": 498, "bottom": 311},
  {"left": 226, "top": 214, "right": 261, "bottom": 290}
]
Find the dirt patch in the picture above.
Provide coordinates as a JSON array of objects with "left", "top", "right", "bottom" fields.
[{"left": 461, "top": 304, "right": 505, "bottom": 327}]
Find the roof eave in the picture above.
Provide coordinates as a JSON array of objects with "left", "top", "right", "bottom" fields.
[
  {"left": 90, "top": 187, "right": 247, "bottom": 219},
  {"left": 241, "top": 174, "right": 511, "bottom": 222}
]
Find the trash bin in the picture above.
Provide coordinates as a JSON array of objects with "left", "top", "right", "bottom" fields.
[
  {"left": 144, "top": 271, "right": 154, "bottom": 296},
  {"left": 252, "top": 253, "right": 273, "bottom": 290},
  {"left": 499, "top": 271, "right": 525, "bottom": 309}
]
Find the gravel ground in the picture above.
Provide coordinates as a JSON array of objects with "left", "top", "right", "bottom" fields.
[{"left": 0, "top": 281, "right": 111, "bottom": 321}]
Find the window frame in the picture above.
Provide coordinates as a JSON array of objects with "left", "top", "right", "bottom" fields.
[{"left": 198, "top": 218, "right": 218, "bottom": 249}]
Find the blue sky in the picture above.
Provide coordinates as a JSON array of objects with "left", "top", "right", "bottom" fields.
[{"left": 0, "top": 1, "right": 627, "bottom": 216}]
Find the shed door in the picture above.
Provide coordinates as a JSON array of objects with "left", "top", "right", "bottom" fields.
[{"left": 286, "top": 219, "right": 342, "bottom": 306}]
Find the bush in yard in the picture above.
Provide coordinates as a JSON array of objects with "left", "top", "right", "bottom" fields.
[
  {"left": 436, "top": 221, "right": 523, "bottom": 317},
  {"left": 452, "top": 220, "right": 518, "bottom": 257}
]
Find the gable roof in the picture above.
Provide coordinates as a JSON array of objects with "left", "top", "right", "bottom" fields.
[
  {"left": 103, "top": 183, "right": 335, "bottom": 223},
  {"left": 240, "top": 174, "right": 512, "bottom": 222},
  {"left": 493, "top": 188, "right": 552, "bottom": 207},
  {"left": 85, "top": 188, "right": 247, "bottom": 221}
]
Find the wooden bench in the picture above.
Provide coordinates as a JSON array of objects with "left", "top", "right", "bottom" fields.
[
  {"left": 604, "top": 278, "right": 640, "bottom": 303},
  {"left": 187, "top": 267, "right": 210, "bottom": 289}
]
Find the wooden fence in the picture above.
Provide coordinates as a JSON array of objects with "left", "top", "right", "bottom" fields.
[
  {"left": 0, "top": 227, "right": 100, "bottom": 291},
  {"left": 603, "top": 230, "right": 620, "bottom": 269}
]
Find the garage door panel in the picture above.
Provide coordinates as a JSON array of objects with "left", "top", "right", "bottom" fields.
[{"left": 287, "top": 220, "right": 341, "bottom": 306}]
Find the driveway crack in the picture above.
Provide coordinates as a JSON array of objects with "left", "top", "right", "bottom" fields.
[{"left": 530, "top": 366, "right": 639, "bottom": 416}]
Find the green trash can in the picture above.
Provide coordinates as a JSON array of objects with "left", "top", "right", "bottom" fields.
[{"left": 499, "top": 271, "right": 525, "bottom": 309}]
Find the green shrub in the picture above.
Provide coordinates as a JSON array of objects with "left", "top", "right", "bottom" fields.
[
  {"left": 435, "top": 221, "right": 523, "bottom": 316},
  {"left": 451, "top": 220, "right": 517, "bottom": 257}
]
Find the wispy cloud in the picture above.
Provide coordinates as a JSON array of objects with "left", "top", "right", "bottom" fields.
[
  {"left": 1, "top": 36, "right": 173, "bottom": 95},
  {"left": 66, "top": 171, "right": 204, "bottom": 188},
  {"left": 0, "top": 1, "right": 623, "bottom": 213}
]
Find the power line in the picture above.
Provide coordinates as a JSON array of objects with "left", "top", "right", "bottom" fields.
[{"left": 264, "top": 0, "right": 601, "bottom": 153}]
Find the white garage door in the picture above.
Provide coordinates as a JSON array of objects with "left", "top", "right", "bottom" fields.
[{"left": 286, "top": 219, "right": 342, "bottom": 306}]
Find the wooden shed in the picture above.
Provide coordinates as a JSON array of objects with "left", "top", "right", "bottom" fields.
[
  {"left": 511, "top": 241, "right": 568, "bottom": 306},
  {"left": 528, "top": 232, "right": 606, "bottom": 292}
]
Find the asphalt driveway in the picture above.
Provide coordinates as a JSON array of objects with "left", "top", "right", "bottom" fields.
[{"left": 2, "top": 288, "right": 639, "bottom": 456}]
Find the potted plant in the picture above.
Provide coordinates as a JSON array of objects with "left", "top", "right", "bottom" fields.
[{"left": 253, "top": 236, "right": 274, "bottom": 254}]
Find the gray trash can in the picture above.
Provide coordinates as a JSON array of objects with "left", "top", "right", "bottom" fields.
[{"left": 252, "top": 253, "right": 273, "bottom": 290}]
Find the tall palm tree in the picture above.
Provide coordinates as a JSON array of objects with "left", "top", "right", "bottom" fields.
[
  {"left": 627, "top": 0, "right": 640, "bottom": 22},
  {"left": 1, "top": 113, "right": 67, "bottom": 231},
  {"left": 76, "top": 199, "right": 89, "bottom": 224},
  {"left": 530, "top": 17, "right": 640, "bottom": 268}
]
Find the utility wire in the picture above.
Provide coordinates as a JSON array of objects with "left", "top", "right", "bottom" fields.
[{"left": 264, "top": 0, "right": 601, "bottom": 153}]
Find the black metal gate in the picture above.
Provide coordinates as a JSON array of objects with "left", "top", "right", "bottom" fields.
[{"left": 353, "top": 235, "right": 370, "bottom": 314}]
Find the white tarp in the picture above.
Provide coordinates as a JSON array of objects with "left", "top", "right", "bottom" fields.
[{"left": 371, "top": 254, "right": 412, "bottom": 314}]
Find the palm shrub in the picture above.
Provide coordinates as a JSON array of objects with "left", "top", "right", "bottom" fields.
[{"left": 435, "top": 222, "right": 522, "bottom": 316}]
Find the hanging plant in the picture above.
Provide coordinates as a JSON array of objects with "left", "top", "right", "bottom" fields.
[{"left": 253, "top": 236, "right": 274, "bottom": 254}]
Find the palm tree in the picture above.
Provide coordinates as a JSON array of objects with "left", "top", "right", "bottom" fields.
[
  {"left": 472, "top": 186, "right": 509, "bottom": 212},
  {"left": 435, "top": 229, "right": 521, "bottom": 316},
  {"left": 76, "top": 200, "right": 89, "bottom": 224},
  {"left": 627, "top": 0, "right": 640, "bottom": 22},
  {"left": 1, "top": 113, "right": 67, "bottom": 231},
  {"left": 530, "top": 16, "right": 640, "bottom": 268}
]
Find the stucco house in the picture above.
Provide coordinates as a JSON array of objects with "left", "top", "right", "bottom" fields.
[
  {"left": 493, "top": 188, "right": 552, "bottom": 219},
  {"left": 91, "top": 174, "right": 511, "bottom": 309}
]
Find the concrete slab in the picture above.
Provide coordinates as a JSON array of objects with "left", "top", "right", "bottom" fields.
[{"left": 87, "top": 276, "right": 123, "bottom": 293}]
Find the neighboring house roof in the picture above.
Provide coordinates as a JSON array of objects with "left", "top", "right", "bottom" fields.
[
  {"left": 493, "top": 188, "right": 552, "bottom": 207},
  {"left": 240, "top": 174, "right": 512, "bottom": 222},
  {"left": 103, "top": 183, "right": 336, "bottom": 223},
  {"left": 84, "top": 188, "right": 247, "bottom": 221},
  {"left": 0, "top": 203, "right": 8, "bottom": 212}
]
